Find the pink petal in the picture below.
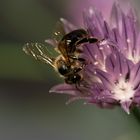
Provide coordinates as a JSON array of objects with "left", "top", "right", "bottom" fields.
[
  {"left": 121, "top": 101, "right": 132, "bottom": 114},
  {"left": 49, "top": 84, "right": 80, "bottom": 95}
]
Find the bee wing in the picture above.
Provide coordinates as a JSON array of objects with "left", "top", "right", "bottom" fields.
[
  {"left": 52, "top": 20, "right": 66, "bottom": 42},
  {"left": 52, "top": 18, "right": 77, "bottom": 40},
  {"left": 60, "top": 18, "right": 77, "bottom": 33},
  {"left": 23, "top": 43, "right": 56, "bottom": 68}
]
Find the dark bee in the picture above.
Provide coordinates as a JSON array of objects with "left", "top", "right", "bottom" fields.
[
  {"left": 57, "top": 29, "right": 99, "bottom": 62},
  {"left": 23, "top": 43, "right": 84, "bottom": 84},
  {"left": 23, "top": 29, "right": 102, "bottom": 84}
]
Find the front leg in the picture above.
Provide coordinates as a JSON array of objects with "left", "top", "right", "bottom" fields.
[{"left": 69, "top": 55, "right": 87, "bottom": 68}]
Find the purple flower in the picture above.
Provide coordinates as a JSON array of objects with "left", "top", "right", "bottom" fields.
[
  {"left": 49, "top": 2, "right": 140, "bottom": 114},
  {"left": 67, "top": 0, "right": 115, "bottom": 24}
]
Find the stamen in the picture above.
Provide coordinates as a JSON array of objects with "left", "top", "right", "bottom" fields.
[
  {"left": 127, "top": 38, "right": 131, "bottom": 43},
  {"left": 94, "top": 61, "right": 99, "bottom": 65}
]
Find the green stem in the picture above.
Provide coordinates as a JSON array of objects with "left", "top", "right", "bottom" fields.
[{"left": 132, "top": 107, "right": 140, "bottom": 123}]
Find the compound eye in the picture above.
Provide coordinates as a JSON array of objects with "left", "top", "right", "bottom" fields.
[{"left": 58, "top": 65, "right": 71, "bottom": 75}]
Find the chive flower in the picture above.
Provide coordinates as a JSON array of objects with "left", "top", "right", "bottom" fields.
[{"left": 47, "top": 2, "right": 140, "bottom": 114}]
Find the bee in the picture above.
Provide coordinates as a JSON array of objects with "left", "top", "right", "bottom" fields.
[
  {"left": 56, "top": 28, "right": 99, "bottom": 62},
  {"left": 23, "top": 42, "right": 84, "bottom": 84},
  {"left": 23, "top": 28, "right": 102, "bottom": 85}
]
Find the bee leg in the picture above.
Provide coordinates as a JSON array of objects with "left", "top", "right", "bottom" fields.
[
  {"left": 75, "top": 80, "right": 90, "bottom": 96},
  {"left": 77, "top": 58, "right": 87, "bottom": 68},
  {"left": 97, "top": 39, "right": 107, "bottom": 45},
  {"left": 73, "top": 67, "right": 82, "bottom": 73},
  {"left": 69, "top": 55, "right": 87, "bottom": 69},
  {"left": 87, "top": 37, "right": 99, "bottom": 43},
  {"left": 77, "top": 57, "right": 86, "bottom": 63},
  {"left": 75, "top": 37, "right": 97, "bottom": 46},
  {"left": 75, "top": 81, "right": 83, "bottom": 94},
  {"left": 98, "top": 39, "right": 118, "bottom": 50},
  {"left": 76, "top": 48, "right": 83, "bottom": 53},
  {"left": 73, "top": 57, "right": 87, "bottom": 69},
  {"left": 88, "top": 38, "right": 112, "bottom": 46},
  {"left": 69, "top": 55, "right": 86, "bottom": 64},
  {"left": 76, "top": 37, "right": 105, "bottom": 46}
]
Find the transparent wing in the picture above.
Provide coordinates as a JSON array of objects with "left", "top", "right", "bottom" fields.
[
  {"left": 46, "top": 19, "right": 76, "bottom": 47},
  {"left": 60, "top": 18, "right": 77, "bottom": 33},
  {"left": 23, "top": 43, "right": 56, "bottom": 68},
  {"left": 52, "top": 18, "right": 77, "bottom": 42},
  {"left": 52, "top": 20, "right": 66, "bottom": 42}
]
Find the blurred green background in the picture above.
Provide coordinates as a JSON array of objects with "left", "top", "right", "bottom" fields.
[{"left": 0, "top": 0, "right": 140, "bottom": 140}]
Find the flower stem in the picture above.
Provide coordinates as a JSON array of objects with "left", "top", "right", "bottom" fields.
[{"left": 132, "top": 107, "right": 140, "bottom": 123}]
